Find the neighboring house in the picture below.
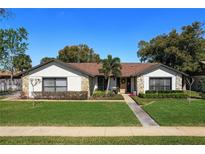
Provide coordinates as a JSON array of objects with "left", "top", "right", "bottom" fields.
[
  {"left": 192, "top": 72, "right": 205, "bottom": 92},
  {"left": 0, "top": 71, "right": 22, "bottom": 92},
  {"left": 192, "top": 61, "right": 205, "bottom": 92},
  {"left": 21, "top": 60, "right": 187, "bottom": 99}
]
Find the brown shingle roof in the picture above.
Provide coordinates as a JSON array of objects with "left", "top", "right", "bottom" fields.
[
  {"left": 0, "top": 71, "right": 21, "bottom": 78},
  {"left": 0, "top": 70, "right": 11, "bottom": 77},
  {"left": 68, "top": 63, "right": 158, "bottom": 77},
  {"left": 21, "top": 59, "right": 188, "bottom": 77}
]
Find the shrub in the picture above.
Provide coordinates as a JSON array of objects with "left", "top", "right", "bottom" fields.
[
  {"left": 92, "top": 90, "right": 115, "bottom": 98},
  {"left": 20, "top": 91, "right": 28, "bottom": 99},
  {"left": 91, "top": 90, "right": 124, "bottom": 100},
  {"left": 145, "top": 90, "right": 183, "bottom": 94},
  {"left": 0, "top": 90, "right": 13, "bottom": 95},
  {"left": 138, "top": 92, "right": 188, "bottom": 98},
  {"left": 200, "top": 93, "right": 205, "bottom": 99},
  {"left": 184, "top": 90, "right": 201, "bottom": 98},
  {"left": 33, "top": 91, "right": 88, "bottom": 100},
  {"left": 198, "top": 78, "right": 205, "bottom": 93},
  {"left": 138, "top": 93, "right": 145, "bottom": 98}
]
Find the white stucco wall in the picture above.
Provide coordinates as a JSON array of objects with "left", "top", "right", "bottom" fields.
[
  {"left": 143, "top": 67, "right": 178, "bottom": 93},
  {"left": 68, "top": 76, "right": 82, "bottom": 91},
  {"left": 28, "top": 63, "right": 84, "bottom": 97}
]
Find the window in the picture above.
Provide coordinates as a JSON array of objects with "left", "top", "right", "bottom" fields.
[
  {"left": 43, "top": 78, "right": 67, "bottom": 92},
  {"left": 149, "top": 78, "right": 172, "bottom": 91},
  {"left": 97, "top": 76, "right": 105, "bottom": 90}
]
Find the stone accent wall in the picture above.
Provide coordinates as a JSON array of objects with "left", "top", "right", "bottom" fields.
[
  {"left": 176, "top": 74, "right": 182, "bottom": 90},
  {"left": 22, "top": 75, "right": 29, "bottom": 97},
  {"left": 136, "top": 75, "right": 144, "bottom": 94},
  {"left": 81, "top": 76, "right": 90, "bottom": 97}
]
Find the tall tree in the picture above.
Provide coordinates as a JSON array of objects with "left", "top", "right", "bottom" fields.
[
  {"left": 13, "top": 54, "right": 32, "bottom": 72},
  {"left": 0, "top": 8, "right": 13, "bottom": 20},
  {"left": 0, "top": 8, "right": 9, "bottom": 18},
  {"left": 99, "top": 55, "right": 121, "bottom": 94},
  {"left": 40, "top": 57, "right": 55, "bottom": 64},
  {"left": 0, "top": 27, "right": 28, "bottom": 89},
  {"left": 137, "top": 22, "right": 205, "bottom": 74},
  {"left": 57, "top": 44, "right": 100, "bottom": 63}
]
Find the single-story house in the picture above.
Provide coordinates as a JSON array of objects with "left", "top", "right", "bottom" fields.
[
  {"left": 0, "top": 71, "right": 22, "bottom": 92},
  {"left": 21, "top": 59, "right": 187, "bottom": 99}
]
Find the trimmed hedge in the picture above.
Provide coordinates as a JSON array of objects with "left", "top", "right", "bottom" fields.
[
  {"left": 145, "top": 90, "right": 183, "bottom": 94},
  {"left": 92, "top": 90, "right": 115, "bottom": 97},
  {"left": 200, "top": 93, "right": 205, "bottom": 99},
  {"left": 33, "top": 91, "right": 88, "bottom": 100},
  {"left": 139, "top": 92, "right": 188, "bottom": 98},
  {"left": 91, "top": 90, "right": 124, "bottom": 100}
]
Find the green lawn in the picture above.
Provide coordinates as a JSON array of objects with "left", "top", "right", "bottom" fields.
[
  {"left": 131, "top": 96, "right": 162, "bottom": 105},
  {"left": 1, "top": 136, "right": 205, "bottom": 144},
  {"left": 184, "top": 90, "right": 202, "bottom": 98},
  {"left": 142, "top": 99, "right": 205, "bottom": 126},
  {"left": 131, "top": 90, "right": 204, "bottom": 105},
  {"left": 0, "top": 96, "right": 5, "bottom": 100},
  {"left": 0, "top": 101, "right": 139, "bottom": 126}
]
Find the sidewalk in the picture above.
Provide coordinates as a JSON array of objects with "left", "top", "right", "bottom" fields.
[
  {"left": 122, "top": 94, "right": 159, "bottom": 127},
  {"left": 0, "top": 126, "right": 205, "bottom": 137}
]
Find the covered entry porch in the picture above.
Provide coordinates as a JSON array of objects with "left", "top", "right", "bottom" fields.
[
  {"left": 95, "top": 76, "right": 136, "bottom": 94},
  {"left": 118, "top": 77, "right": 136, "bottom": 94}
]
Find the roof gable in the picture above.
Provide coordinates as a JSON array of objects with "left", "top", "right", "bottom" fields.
[
  {"left": 22, "top": 60, "right": 94, "bottom": 77},
  {"left": 131, "top": 63, "right": 188, "bottom": 77},
  {"left": 21, "top": 59, "right": 188, "bottom": 77}
]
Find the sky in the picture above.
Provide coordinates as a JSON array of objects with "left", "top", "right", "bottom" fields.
[{"left": 1, "top": 8, "right": 205, "bottom": 66}]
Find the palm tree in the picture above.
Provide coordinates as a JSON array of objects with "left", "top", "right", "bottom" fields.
[{"left": 99, "top": 55, "right": 122, "bottom": 94}]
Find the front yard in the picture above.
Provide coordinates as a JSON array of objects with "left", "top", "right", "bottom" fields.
[
  {"left": 0, "top": 101, "right": 139, "bottom": 126},
  {"left": 132, "top": 96, "right": 205, "bottom": 126},
  {"left": 1, "top": 136, "right": 205, "bottom": 145}
]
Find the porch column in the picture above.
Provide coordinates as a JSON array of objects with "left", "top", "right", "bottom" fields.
[{"left": 136, "top": 75, "right": 144, "bottom": 95}]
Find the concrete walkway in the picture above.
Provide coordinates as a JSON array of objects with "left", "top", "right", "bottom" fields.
[
  {"left": 1, "top": 126, "right": 205, "bottom": 137},
  {"left": 122, "top": 94, "right": 159, "bottom": 127}
]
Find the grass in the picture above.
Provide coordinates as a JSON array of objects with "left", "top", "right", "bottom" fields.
[
  {"left": 0, "top": 101, "right": 139, "bottom": 126},
  {"left": 131, "top": 91, "right": 203, "bottom": 105},
  {"left": 131, "top": 96, "right": 161, "bottom": 105},
  {"left": 184, "top": 90, "right": 202, "bottom": 98},
  {"left": 1, "top": 136, "right": 205, "bottom": 144},
  {"left": 142, "top": 99, "right": 205, "bottom": 126}
]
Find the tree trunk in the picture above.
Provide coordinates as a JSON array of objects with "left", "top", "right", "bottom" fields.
[
  {"left": 10, "top": 73, "right": 13, "bottom": 91},
  {"left": 186, "top": 77, "right": 195, "bottom": 104},
  {"left": 106, "top": 77, "right": 111, "bottom": 95}
]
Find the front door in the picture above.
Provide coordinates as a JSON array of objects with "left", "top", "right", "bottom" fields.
[{"left": 126, "top": 78, "right": 131, "bottom": 93}]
